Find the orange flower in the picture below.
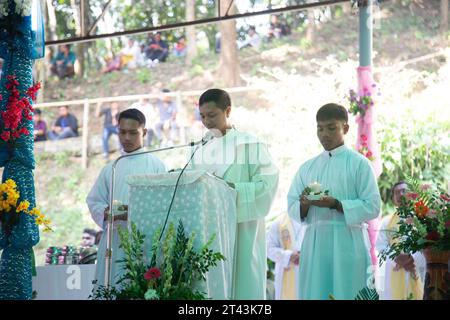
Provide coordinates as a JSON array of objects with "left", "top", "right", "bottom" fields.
[{"left": 414, "top": 200, "right": 429, "bottom": 218}]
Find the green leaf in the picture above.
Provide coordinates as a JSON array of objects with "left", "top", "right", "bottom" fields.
[{"left": 354, "top": 287, "right": 379, "bottom": 300}]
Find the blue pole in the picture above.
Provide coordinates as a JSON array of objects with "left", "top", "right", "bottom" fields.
[{"left": 359, "top": 0, "right": 373, "bottom": 67}]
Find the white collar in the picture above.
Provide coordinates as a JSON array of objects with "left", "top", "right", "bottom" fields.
[
  {"left": 321, "top": 144, "right": 347, "bottom": 159},
  {"left": 124, "top": 147, "right": 145, "bottom": 155}
]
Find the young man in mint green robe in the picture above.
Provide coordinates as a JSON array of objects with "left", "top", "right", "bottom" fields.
[
  {"left": 287, "top": 103, "right": 381, "bottom": 300},
  {"left": 190, "top": 89, "right": 279, "bottom": 299}
]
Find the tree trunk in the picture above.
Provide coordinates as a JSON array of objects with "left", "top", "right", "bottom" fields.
[
  {"left": 42, "top": 0, "right": 58, "bottom": 96},
  {"left": 342, "top": 2, "right": 351, "bottom": 14},
  {"left": 218, "top": 0, "right": 242, "bottom": 87},
  {"left": 185, "top": 0, "right": 197, "bottom": 65},
  {"left": 71, "top": 0, "right": 87, "bottom": 77},
  {"left": 442, "top": 0, "right": 449, "bottom": 33},
  {"left": 306, "top": 1, "right": 315, "bottom": 43},
  {"left": 45, "top": 0, "right": 57, "bottom": 41}
]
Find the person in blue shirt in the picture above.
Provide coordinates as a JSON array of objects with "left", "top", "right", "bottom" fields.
[
  {"left": 144, "top": 32, "right": 169, "bottom": 64},
  {"left": 48, "top": 105, "right": 79, "bottom": 140},
  {"left": 51, "top": 45, "right": 76, "bottom": 79}
]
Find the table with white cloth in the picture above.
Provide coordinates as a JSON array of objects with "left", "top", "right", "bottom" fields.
[
  {"left": 32, "top": 264, "right": 96, "bottom": 300},
  {"left": 126, "top": 170, "right": 237, "bottom": 299}
]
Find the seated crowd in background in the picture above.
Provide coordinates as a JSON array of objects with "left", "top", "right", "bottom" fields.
[
  {"left": 51, "top": 13, "right": 294, "bottom": 78},
  {"left": 89, "top": 88, "right": 182, "bottom": 159},
  {"left": 32, "top": 87, "right": 184, "bottom": 152},
  {"left": 34, "top": 106, "right": 79, "bottom": 142}
]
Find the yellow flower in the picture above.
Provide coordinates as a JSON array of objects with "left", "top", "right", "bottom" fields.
[
  {"left": 16, "top": 200, "right": 30, "bottom": 213},
  {"left": 1, "top": 203, "right": 11, "bottom": 212},
  {"left": 5, "top": 189, "right": 19, "bottom": 207},
  {"left": 29, "top": 207, "right": 41, "bottom": 217},
  {"left": 35, "top": 216, "right": 44, "bottom": 225},
  {"left": 5, "top": 179, "right": 16, "bottom": 189},
  {"left": 43, "top": 227, "right": 53, "bottom": 233}
]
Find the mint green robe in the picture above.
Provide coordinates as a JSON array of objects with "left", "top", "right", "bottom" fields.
[
  {"left": 287, "top": 145, "right": 381, "bottom": 300},
  {"left": 191, "top": 128, "right": 279, "bottom": 299}
]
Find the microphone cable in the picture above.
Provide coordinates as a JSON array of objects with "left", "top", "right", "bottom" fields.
[{"left": 157, "top": 139, "right": 207, "bottom": 243}]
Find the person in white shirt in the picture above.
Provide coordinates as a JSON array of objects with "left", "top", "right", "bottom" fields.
[
  {"left": 267, "top": 213, "right": 305, "bottom": 299},
  {"left": 238, "top": 26, "right": 261, "bottom": 50},
  {"left": 86, "top": 108, "right": 166, "bottom": 287},
  {"left": 119, "top": 39, "right": 143, "bottom": 69}
]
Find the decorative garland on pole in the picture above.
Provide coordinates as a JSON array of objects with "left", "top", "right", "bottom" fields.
[{"left": 0, "top": 0, "right": 47, "bottom": 300}]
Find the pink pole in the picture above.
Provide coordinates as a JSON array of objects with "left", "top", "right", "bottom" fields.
[{"left": 356, "top": 66, "right": 382, "bottom": 267}]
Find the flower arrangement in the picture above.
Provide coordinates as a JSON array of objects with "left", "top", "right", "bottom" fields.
[
  {"left": 357, "top": 134, "right": 375, "bottom": 161},
  {"left": 0, "top": 178, "right": 52, "bottom": 235},
  {"left": 0, "top": 75, "right": 40, "bottom": 144},
  {"left": 379, "top": 177, "right": 450, "bottom": 263},
  {"left": 347, "top": 86, "right": 375, "bottom": 117},
  {"left": 91, "top": 220, "right": 225, "bottom": 300},
  {"left": 0, "top": 0, "right": 33, "bottom": 18}
]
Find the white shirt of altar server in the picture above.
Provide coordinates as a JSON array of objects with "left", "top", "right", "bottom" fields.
[
  {"left": 86, "top": 148, "right": 166, "bottom": 285},
  {"left": 267, "top": 215, "right": 305, "bottom": 300}
]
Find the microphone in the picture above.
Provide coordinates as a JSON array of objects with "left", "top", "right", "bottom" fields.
[{"left": 192, "top": 131, "right": 215, "bottom": 146}]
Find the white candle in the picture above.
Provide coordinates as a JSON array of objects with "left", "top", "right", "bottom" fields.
[{"left": 309, "top": 182, "right": 321, "bottom": 193}]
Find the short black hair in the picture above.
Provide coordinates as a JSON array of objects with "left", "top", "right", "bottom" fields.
[
  {"left": 316, "top": 103, "right": 348, "bottom": 123},
  {"left": 83, "top": 228, "right": 97, "bottom": 237},
  {"left": 198, "top": 88, "right": 231, "bottom": 111},
  {"left": 118, "top": 108, "right": 146, "bottom": 127},
  {"left": 59, "top": 105, "right": 69, "bottom": 109},
  {"left": 34, "top": 108, "right": 42, "bottom": 115}
]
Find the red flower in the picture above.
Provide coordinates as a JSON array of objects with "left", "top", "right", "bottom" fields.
[
  {"left": 27, "top": 82, "right": 42, "bottom": 101},
  {"left": 365, "top": 151, "right": 373, "bottom": 158},
  {"left": 406, "top": 193, "right": 419, "bottom": 200},
  {"left": 445, "top": 221, "right": 450, "bottom": 229},
  {"left": 1, "top": 76, "right": 40, "bottom": 144},
  {"left": 425, "top": 231, "right": 440, "bottom": 242},
  {"left": 360, "top": 134, "right": 368, "bottom": 142},
  {"left": 144, "top": 267, "right": 161, "bottom": 280},
  {"left": 19, "top": 128, "right": 29, "bottom": 135},
  {"left": 414, "top": 200, "right": 429, "bottom": 218},
  {"left": 440, "top": 194, "right": 450, "bottom": 202},
  {"left": 0, "top": 131, "right": 11, "bottom": 142}
]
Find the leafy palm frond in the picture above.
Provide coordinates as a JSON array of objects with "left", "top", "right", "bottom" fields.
[
  {"left": 354, "top": 287, "right": 379, "bottom": 300},
  {"left": 406, "top": 176, "right": 421, "bottom": 193}
]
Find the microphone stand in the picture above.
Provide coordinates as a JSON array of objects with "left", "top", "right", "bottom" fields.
[{"left": 104, "top": 141, "right": 196, "bottom": 289}]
